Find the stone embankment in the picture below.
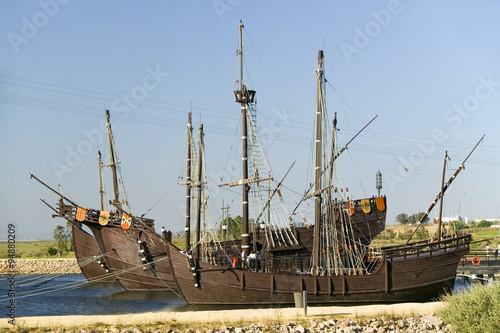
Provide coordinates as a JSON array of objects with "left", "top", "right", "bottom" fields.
[{"left": 0, "top": 258, "right": 80, "bottom": 274}]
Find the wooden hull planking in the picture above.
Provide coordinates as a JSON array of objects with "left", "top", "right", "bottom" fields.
[{"left": 167, "top": 234, "right": 470, "bottom": 305}]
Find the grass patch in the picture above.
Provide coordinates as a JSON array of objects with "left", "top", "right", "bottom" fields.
[
  {"left": 0, "top": 241, "right": 75, "bottom": 259},
  {"left": 437, "top": 281, "right": 500, "bottom": 333},
  {"left": 371, "top": 225, "right": 499, "bottom": 250}
]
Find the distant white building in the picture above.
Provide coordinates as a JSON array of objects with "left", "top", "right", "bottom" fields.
[
  {"left": 474, "top": 218, "right": 500, "bottom": 223},
  {"left": 440, "top": 214, "right": 468, "bottom": 224}
]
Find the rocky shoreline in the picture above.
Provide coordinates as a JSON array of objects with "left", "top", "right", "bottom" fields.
[
  {"left": 209, "top": 314, "right": 452, "bottom": 333},
  {"left": 1, "top": 303, "right": 455, "bottom": 333},
  {"left": 0, "top": 258, "right": 80, "bottom": 275},
  {"left": 2, "top": 313, "right": 455, "bottom": 332}
]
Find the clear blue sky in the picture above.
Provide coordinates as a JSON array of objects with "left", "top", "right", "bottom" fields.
[{"left": 1, "top": 1, "right": 499, "bottom": 240}]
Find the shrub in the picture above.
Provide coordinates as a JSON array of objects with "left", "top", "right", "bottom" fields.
[
  {"left": 47, "top": 246, "right": 57, "bottom": 256},
  {"left": 415, "top": 226, "right": 429, "bottom": 240},
  {"left": 375, "top": 229, "right": 395, "bottom": 240},
  {"left": 476, "top": 220, "right": 493, "bottom": 228},
  {"left": 438, "top": 281, "right": 500, "bottom": 333},
  {"left": 397, "top": 229, "right": 413, "bottom": 240}
]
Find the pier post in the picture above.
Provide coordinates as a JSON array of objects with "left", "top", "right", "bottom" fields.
[{"left": 294, "top": 291, "right": 308, "bottom": 316}]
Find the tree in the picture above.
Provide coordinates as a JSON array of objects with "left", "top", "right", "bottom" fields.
[
  {"left": 415, "top": 212, "right": 430, "bottom": 224},
  {"left": 67, "top": 221, "right": 79, "bottom": 251},
  {"left": 453, "top": 220, "right": 467, "bottom": 230},
  {"left": 395, "top": 213, "right": 409, "bottom": 225},
  {"left": 408, "top": 212, "right": 429, "bottom": 225},
  {"left": 218, "top": 215, "right": 243, "bottom": 240},
  {"left": 53, "top": 225, "right": 71, "bottom": 256}
]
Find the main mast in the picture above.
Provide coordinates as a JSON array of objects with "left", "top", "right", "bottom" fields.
[
  {"left": 312, "top": 50, "right": 325, "bottom": 275},
  {"left": 106, "top": 110, "right": 120, "bottom": 208},
  {"left": 233, "top": 21, "right": 255, "bottom": 257}
]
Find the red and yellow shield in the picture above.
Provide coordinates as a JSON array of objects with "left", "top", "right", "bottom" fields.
[
  {"left": 99, "top": 211, "right": 110, "bottom": 226},
  {"left": 361, "top": 199, "right": 371, "bottom": 214},
  {"left": 346, "top": 201, "right": 355, "bottom": 216},
  {"left": 76, "top": 207, "right": 87, "bottom": 222},
  {"left": 121, "top": 214, "right": 131, "bottom": 229},
  {"left": 376, "top": 197, "right": 385, "bottom": 212}
]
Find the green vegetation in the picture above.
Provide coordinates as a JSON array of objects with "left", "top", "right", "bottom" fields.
[
  {"left": 0, "top": 240, "right": 75, "bottom": 259},
  {"left": 438, "top": 282, "right": 500, "bottom": 333},
  {"left": 46, "top": 246, "right": 58, "bottom": 256},
  {"left": 218, "top": 215, "right": 244, "bottom": 240},
  {"left": 53, "top": 222, "right": 73, "bottom": 256},
  {"left": 475, "top": 220, "right": 494, "bottom": 228},
  {"left": 372, "top": 225, "right": 499, "bottom": 250}
]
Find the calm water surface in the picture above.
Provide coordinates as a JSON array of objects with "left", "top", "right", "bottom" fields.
[
  {"left": 0, "top": 274, "right": 486, "bottom": 317},
  {"left": 2, "top": 274, "right": 184, "bottom": 317}
]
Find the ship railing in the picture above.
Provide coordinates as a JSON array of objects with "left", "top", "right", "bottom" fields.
[
  {"left": 212, "top": 254, "right": 373, "bottom": 276},
  {"left": 385, "top": 233, "right": 471, "bottom": 261},
  {"left": 55, "top": 202, "right": 155, "bottom": 229},
  {"left": 329, "top": 196, "right": 384, "bottom": 212},
  {"left": 462, "top": 249, "right": 500, "bottom": 263}
]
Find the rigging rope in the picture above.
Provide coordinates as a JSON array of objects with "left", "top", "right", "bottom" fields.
[
  {"left": 325, "top": 80, "right": 408, "bottom": 172},
  {"left": 56, "top": 125, "right": 107, "bottom": 182},
  {"left": 263, "top": 69, "right": 316, "bottom": 158}
]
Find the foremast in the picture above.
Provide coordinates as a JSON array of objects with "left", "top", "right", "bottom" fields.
[
  {"left": 98, "top": 150, "right": 105, "bottom": 211},
  {"left": 105, "top": 110, "right": 121, "bottom": 209}
]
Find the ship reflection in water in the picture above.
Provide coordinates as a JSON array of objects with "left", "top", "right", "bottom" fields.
[{"left": 0, "top": 274, "right": 487, "bottom": 317}]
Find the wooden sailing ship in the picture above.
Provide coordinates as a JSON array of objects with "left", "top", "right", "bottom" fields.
[
  {"left": 164, "top": 22, "right": 475, "bottom": 305},
  {"left": 35, "top": 110, "right": 178, "bottom": 291}
]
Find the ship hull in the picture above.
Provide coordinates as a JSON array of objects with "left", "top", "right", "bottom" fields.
[
  {"left": 72, "top": 224, "right": 115, "bottom": 282},
  {"left": 56, "top": 203, "right": 177, "bottom": 291},
  {"left": 92, "top": 226, "right": 177, "bottom": 291},
  {"left": 168, "top": 234, "right": 470, "bottom": 305}
]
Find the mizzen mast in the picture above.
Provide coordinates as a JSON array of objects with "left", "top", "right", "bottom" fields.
[
  {"left": 437, "top": 150, "right": 448, "bottom": 240},
  {"left": 406, "top": 134, "right": 485, "bottom": 244},
  {"left": 185, "top": 112, "right": 193, "bottom": 252}
]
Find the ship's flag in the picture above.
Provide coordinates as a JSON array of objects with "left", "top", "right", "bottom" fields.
[
  {"left": 376, "top": 197, "right": 385, "bottom": 211},
  {"left": 346, "top": 201, "right": 355, "bottom": 216},
  {"left": 99, "top": 211, "right": 110, "bottom": 226},
  {"left": 76, "top": 207, "right": 87, "bottom": 222},
  {"left": 361, "top": 199, "right": 371, "bottom": 214},
  {"left": 121, "top": 214, "right": 131, "bottom": 229}
]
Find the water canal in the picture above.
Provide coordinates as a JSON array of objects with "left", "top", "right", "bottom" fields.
[{"left": 0, "top": 274, "right": 487, "bottom": 317}]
